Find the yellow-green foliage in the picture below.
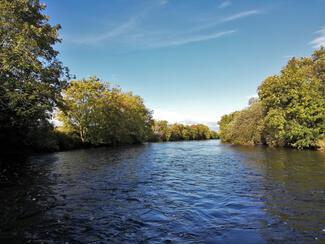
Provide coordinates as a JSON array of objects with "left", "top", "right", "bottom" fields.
[
  {"left": 57, "top": 77, "right": 153, "bottom": 146},
  {"left": 150, "top": 121, "right": 218, "bottom": 142},
  {"left": 219, "top": 48, "right": 325, "bottom": 149},
  {"left": 151, "top": 120, "right": 172, "bottom": 141},
  {"left": 259, "top": 49, "right": 325, "bottom": 149},
  {"left": 219, "top": 102, "right": 264, "bottom": 145},
  {"left": 316, "top": 138, "right": 325, "bottom": 151}
]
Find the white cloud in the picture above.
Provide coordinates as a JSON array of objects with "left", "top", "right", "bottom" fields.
[
  {"left": 153, "top": 108, "right": 185, "bottom": 123},
  {"left": 152, "top": 108, "right": 219, "bottom": 123},
  {"left": 66, "top": 2, "right": 261, "bottom": 49},
  {"left": 76, "top": 17, "right": 139, "bottom": 44},
  {"left": 220, "top": 10, "right": 261, "bottom": 22},
  {"left": 219, "top": 1, "right": 231, "bottom": 9},
  {"left": 148, "top": 30, "right": 236, "bottom": 48},
  {"left": 152, "top": 108, "right": 219, "bottom": 130},
  {"left": 187, "top": 9, "right": 262, "bottom": 34},
  {"left": 310, "top": 27, "right": 325, "bottom": 49}
]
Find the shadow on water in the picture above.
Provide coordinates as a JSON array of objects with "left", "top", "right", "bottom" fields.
[
  {"left": 0, "top": 153, "right": 59, "bottom": 241},
  {"left": 0, "top": 141, "right": 324, "bottom": 242},
  {"left": 0, "top": 145, "right": 149, "bottom": 242},
  {"left": 226, "top": 145, "right": 325, "bottom": 241}
]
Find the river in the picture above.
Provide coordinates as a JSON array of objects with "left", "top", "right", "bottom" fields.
[{"left": 0, "top": 140, "right": 324, "bottom": 243}]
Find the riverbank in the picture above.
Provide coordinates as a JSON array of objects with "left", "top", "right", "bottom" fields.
[{"left": 218, "top": 49, "right": 325, "bottom": 150}]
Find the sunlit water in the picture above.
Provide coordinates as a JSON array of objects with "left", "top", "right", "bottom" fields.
[{"left": 0, "top": 140, "right": 324, "bottom": 243}]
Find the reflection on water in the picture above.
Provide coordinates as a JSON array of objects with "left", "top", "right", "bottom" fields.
[{"left": 0, "top": 141, "right": 324, "bottom": 243}]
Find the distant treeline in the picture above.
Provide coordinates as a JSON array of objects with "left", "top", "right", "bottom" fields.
[
  {"left": 0, "top": 1, "right": 217, "bottom": 153},
  {"left": 150, "top": 120, "right": 219, "bottom": 142},
  {"left": 56, "top": 78, "right": 217, "bottom": 149},
  {"left": 219, "top": 48, "right": 325, "bottom": 150}
]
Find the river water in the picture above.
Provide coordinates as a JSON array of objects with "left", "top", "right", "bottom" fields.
[{"left": 0, "top": 140, "right": 324, "bottom": 243}]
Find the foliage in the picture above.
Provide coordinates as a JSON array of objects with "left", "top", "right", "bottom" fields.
[
  {"left": 317, "top": 138, "right": 325, "bottom": 151},
  {"left": 258, "top": 48, "right": 325, "bottom": 149},
  {"left": 219, "top": 102, "right": 264, "bottom": 145},
  {"left": 150, "top": 121, "right": 218, "bottom": 142},
  {"left": 218, "top": 111, "right": 240, "bottom": 143},
  {"left": 57, "top": 77, "right": 153, "bottom": 146},
  {"left": 219, "top": 48, "right": 325, "bottom": 149},
  {"left": 151, "top": 120, "right": 171, "bottom": 142},
  {"left": 0, "top": 0, "right": 68, "bottom": 151},
  {"left": 54, "top": 129, "right": 83, "bottom": 151}
]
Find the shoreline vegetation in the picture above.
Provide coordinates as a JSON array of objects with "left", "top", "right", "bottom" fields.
[
  {"left": 53, "top": 76, "right": 219, "bottom": 152},
  {"left": 0, "top": 1, "right": 324, "bottom": 155},
  {"left": 218, "top": 48, "right": 325, "bottom": 150},
  {"left": 0, "top": 0, "right": 218, "bottom": 155}
]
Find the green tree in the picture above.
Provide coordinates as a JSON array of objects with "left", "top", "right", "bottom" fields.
[
  {"left": 102, "top": 90, "right": 153, "bottom": 144},
  {"left": 190, "top": 124, "right": 213, "bottom": 140},
  {"left": 218, "top": 102, "right": 264, "bottom": 145},
  {"left": 219, "top": 48, "right": 325, "bottom": 149},
  {"left": 151, "top": 120, "right": 171, "bottom": 142},
  {"left": 57, "top": 77, "right": 153, "bottom": 145},
  {"left": 0, "top": 0, "right": 68, "bottom": 150},
  {"left": 258, "top": 51, "right": 325, "bottom": 149},
  {"left": 218, "top": 111, "right": 240, "bottom": 143},
  {"left": 169, "top": 123, "right": 182, "bottom": 141},
  {"left": 151, "top": 121, "right": 217, "bottom": 142},
  {"left": 57, "top": 77, "right": 107, "bottom": 144}
]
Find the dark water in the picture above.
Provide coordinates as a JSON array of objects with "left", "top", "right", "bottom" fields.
[{"left": 0, "top": 140, "right": 325, "bottom": 243}]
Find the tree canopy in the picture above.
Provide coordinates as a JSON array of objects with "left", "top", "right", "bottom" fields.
[
  {"left": 219, "top": 48, "right": 325, "bottom": 149},
  {"left": 0, "top": 0, "right": 68, "bottom": 150},
  {"left": 219, "top": 101, "right": 264, "bottom": 145},
  {"left": 57, "top": 77, "right": 153, "bottom": 146}
]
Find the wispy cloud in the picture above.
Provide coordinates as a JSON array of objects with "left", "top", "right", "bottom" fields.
[
  {"left": 219, "top": 1, "right": 232, "bottom": 9},
  {"left": 187, "top": 9, "right": 262, "bottom": 34},
  {"left": 65, "top": 1, "right": 262, "bottom": 49},
  {"left": 69, "top": 0, "right": 163, "bottom": 45},
  {"left": 149, "top": 30, "right": 236, "bottom": 48},
  {"left": 220, "top": 10, "right": 261, "bottom": 22},
  {"left": 76, "top": 17, "right": 138, "bottom": 44},
  {"left": 310, "top": 27, "right": 325, "bottom": 49}
]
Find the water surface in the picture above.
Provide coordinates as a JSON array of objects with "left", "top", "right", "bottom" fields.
[{"left": 0, "top": 140, "right": 324, "bottom": 243}]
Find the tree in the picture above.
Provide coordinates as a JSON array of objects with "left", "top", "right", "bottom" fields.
[
  {"left": 258, "top": 51, "right": 325, "bottom": 149},
  {"left": 101, "top": 90, "right": 153, "bottom": 144},
  {"left": 0, "top": 0, "right": 68, "bottom": 150},
  {"left": 57, "top": 77, "right": 153, "bottom": 145},
  {"left": 190, "top": 124, "right": 213, "bottom": 140},
  {"left": 169, "top": 123, "right": 185, "bottom": 141},
  {"left": 151, "top": 120, "right": 171, "bottom": 141},
  {"left": 57, "top": 77, "right": 107, "bottom": 144},
  {"left": 218, "top": 111, "right": 240, "bottom": 143},
  {"left": 219, "top": 48, "right": 325, "bottom": 149},
  {"left": 150, "top": 121, "right": 217, "bottom": 142},
  {"left": 218, "top": 102, "right": 264, "bottom": 145}
]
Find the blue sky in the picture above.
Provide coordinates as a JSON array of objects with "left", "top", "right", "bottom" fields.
[{"left": 44, "top": 0, "right": 325, "bottom": 126}]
